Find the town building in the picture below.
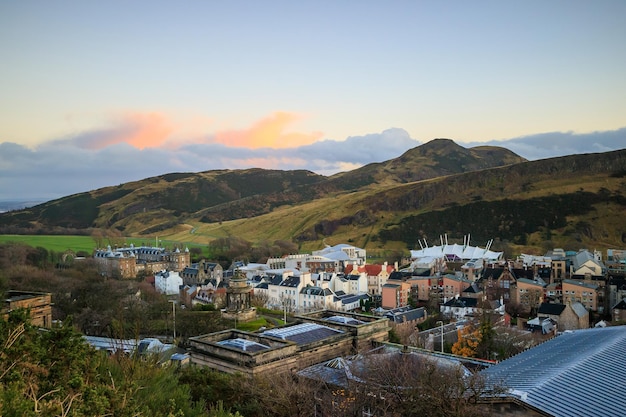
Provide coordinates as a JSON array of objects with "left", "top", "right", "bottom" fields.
[
  {"left": 381, "top": 280, "right": 411, "bottom": 309},
  {"left": 188, "top": 310, "right": 389, "bottom": 376},
  {"left": 154, "top": 270, "right": 183, "bottom": 295},
  {"left": 180, "top": 259, "right": 223, "bottom": 285},
  {"left": 344, "top": 262, "right": 394, "bottom": 296},
  {"left": 535, "top": 302, "right": 589, "bottom": 331},
  {"left": 562, "top": 279, "right": 602, "bottom": 312},
  {"left": 511, "top": 278, "right": 546, "bottom": 314},
  {"left": 93, "top": 244, "right": 190, "bottom": 279},
  {"left": 2, "top": 290, "right": 52, "bottom": 328}
]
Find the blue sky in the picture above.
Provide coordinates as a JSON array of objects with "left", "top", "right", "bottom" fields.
[{"left": 0, "top": 1, "right": 625, "bottom": 200}]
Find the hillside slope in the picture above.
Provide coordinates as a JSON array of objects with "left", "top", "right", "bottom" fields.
[
  {"left": 2, "top": 141, "right": 624, "bottom": 254},
  {"left": 171, "top": 149, "right": 626, "bottom": 254},
  {"left": 0, "top": 139, "right": 524, "bottom": 233}
]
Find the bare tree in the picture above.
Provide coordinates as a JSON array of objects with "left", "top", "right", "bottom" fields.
[
  {"left": 250, "top": 291, "right": 269, "bottom": 308},
  {"left": 337, "top": 351, "right": 501, "bottom": 417}
]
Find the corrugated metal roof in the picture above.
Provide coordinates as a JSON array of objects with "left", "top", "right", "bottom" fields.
[{"left": 481, "top": 326, "right": 626, "bottom": 417}]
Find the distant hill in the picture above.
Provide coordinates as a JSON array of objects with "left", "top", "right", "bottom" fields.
[{"left": 2, "top": 139, "right": 625, "bottom": 254}]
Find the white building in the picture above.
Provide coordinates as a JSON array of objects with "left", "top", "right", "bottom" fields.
[
  {"left": 312, "top": 243, "right": 367, "bottom": 266},
  {"left": 155, "top": 270, "right": 183, "bottom": 295}
]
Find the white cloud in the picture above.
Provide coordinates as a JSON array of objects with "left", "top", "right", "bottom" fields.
[{"left": 1, "top": 127, "right": 624, "bottom": 202}]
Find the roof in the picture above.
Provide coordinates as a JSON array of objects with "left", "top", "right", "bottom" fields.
[
  {"left": 443, "top": 297, "right": 478, "bottom": 308},
  {"left": 385, "top": 306, "right": 426, "bottom": 323},
  {"left": 562, "top": 279, "right": 599, "bottom": 290},
  {"left": 410, "top": 243, "right": 503, "bottom": 261},
  {"left": 279, "top": 276, "right": 300, "bottom": 287},
  {"left": 462, "top": 283, "right": 482, "bottom": 294},
  {"left": 516, "top": 278, "right": 545, "bottom": 287},
  {"left": 570, "top": 302, "right": 588, "bottom": 318},
  {"left": 612, "top": 299, "right": 626, "bottom": 310},
  {"left": 571, "top": 249, "right": 605, "bottom": 271},
  {"left": 481, "top": 326, "right": 626, "bottom": 417},
  {"left": 345, "top": 263, "right": 393, "bottom": 276},
  {"left": 325, "top": 315, "right": 364, "bottom": 325},
  {"left": 537, "top": 302, "right": 567, "bottom": 316},
  {"left": 217, "top": 338, "right": 270, "bottom": 353},
  {"left": 441, "top": 274, "right": 473, "bottom": 284},
  {"left": 482, "top": 267, "right": 505, "bottom": 280},
  {"left": 337, "top": 293, "right": 369, "bottom": 305},
  {"left": 300, "top": 286, "right": 333, "bottom": 296},
  {"left": 261, "top": 323, "right": 343, "bottom": 345}
]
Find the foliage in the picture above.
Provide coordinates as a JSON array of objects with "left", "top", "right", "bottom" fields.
[
  {"left": 452, "top": 324, "right": 482, "bottom": 357},
  {"left": 0, "top": 312, "right": 207, "bottom": 416},
  {"left": 378, "top": 191, "right": 607, "bottom": 246},
  {"left": 452, "top": 318, "right": 497, "bottom": 359}
]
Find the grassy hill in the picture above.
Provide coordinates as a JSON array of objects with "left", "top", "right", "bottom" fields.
[{"left": 1, "top": 139, "right": 625, "bottom": 256}]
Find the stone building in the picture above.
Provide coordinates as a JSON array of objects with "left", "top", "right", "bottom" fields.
[
  {"left": 188, "top": 310, "right": 389, "bottom": 376},
  {"left": 2, "top": 290, "right": 53, "bottom": 328},
  {"left": 93, "top": 244, "right": 190, "bottom": 279},
  {"left": 222, "top": 269, "right": 256, "bottom": 322},
  {"left": 180, "top": 259, "right": 223, "bottom": 285}
]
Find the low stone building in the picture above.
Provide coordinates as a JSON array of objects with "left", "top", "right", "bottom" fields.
[
  {"left": 536, "top": 302, "right": 589, "bottom": 331},
  {"left": 2, "top": 290, "right": 52, "bottom": 328},
  {"left": 188, "top": 310, "right": 389, "bottom": 376}
]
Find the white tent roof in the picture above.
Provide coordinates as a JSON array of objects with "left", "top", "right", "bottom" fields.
[{"left": 410, "top": 243, "right": 502, "bottom": 261}]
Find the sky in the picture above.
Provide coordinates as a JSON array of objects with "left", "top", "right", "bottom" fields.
[{"left": 1, "top": 1, "right": 625, "bottom": 201}]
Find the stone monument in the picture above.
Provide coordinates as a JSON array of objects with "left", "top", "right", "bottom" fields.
[{"left": 222, "top": 268, "right": 256, "bottom": 322}]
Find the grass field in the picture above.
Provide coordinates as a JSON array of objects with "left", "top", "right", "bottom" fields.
[{"left": 0, "top": 235, "right": 209, "bottom": 255}]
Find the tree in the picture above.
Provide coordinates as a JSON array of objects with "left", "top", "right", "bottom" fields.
[
  {"left": 452, "top": 324, "right": 482, "bottom": 357},
  {"left": 340, "top": 351, "right": 500, "bottom": 417},
  {"left": 0, "top": 311, "right": 209, "bottom": 416}
]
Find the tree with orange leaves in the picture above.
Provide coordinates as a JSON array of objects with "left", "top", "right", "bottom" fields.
[{"left": 452, "top": 323, "right": 482, "bottom": 357}]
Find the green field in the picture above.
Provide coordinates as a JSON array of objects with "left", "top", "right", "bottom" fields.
[{"left": 0, "top": 235, "right": 206, "bottom": 255}]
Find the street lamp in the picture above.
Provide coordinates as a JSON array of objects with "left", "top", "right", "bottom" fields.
[
  {"left": 169, "top": 300, "right": 176, "bottom": 340},
  {"left": 436, "top": 320, "right": 444, "bottom": 353}
]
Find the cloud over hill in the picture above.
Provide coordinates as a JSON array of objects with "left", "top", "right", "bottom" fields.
[{"left": 1, "top": 125, "right": 624, "bottom": 201}]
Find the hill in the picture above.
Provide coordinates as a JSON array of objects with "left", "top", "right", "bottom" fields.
[
  {"left": 2, "top": 139, "right": 625, "bottom": 255},
  {"left": 0, "top": 139, "right": 524, "bottom": 232}
]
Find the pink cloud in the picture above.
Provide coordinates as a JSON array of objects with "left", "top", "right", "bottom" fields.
[
  {"left": 77, "top": 112, "right": 174, "bottom": 150},
  {"left": 213, "top": 111, "right": 323, "bottom": 149}
]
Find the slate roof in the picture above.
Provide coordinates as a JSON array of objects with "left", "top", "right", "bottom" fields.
[
  {"left": 612, "top": 299, "right": 626, "bottom": 310},
  {"left": 388, "top": 271, "right": 409, "bottom": 281},
  {"left": 384, "top": 306, "right": 426, "bottom": 323},
  {"left": 512, "top": 268, "right": 534, "bottom": 280},
  {"left": 337, "top": 293, "right": 369, "bottom": 305},
  {"left": 570, "top": 302, "right": 588, "bottom": 318},
  {"left": 563, "top": 279, "right": 599, "bottom": 290},
  {"left": 462, "top": 283, "right": 482, "bottom": 294},
  {"left": 482, "top": 267, "right": 505, "bottom": 280},
  {"left": 516, "top": 278, "right": 545, "bottom": 287},
  {"left": 279, "top": 276, "right": 300, "bottom": 287},
  {"left": 182, "top": 266, "right": 199, "bottom": 276},
  {"left": 443, "top": 297, "right": 478, "bottom": 308},
  {"left": 269, "top": 275, "right": 283, "bottom": 285},
  {"left": 480, "top": 326, "right": 626, "bottom": 417},
  {"left": 537, "top": 302, "right": 567, "bottom": 316},
  {"left": 412, "top": 268, "right": 431, "bottom": 276},
  {"left": 300, "top": 286, "right": 333, "bottom": 296}
]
